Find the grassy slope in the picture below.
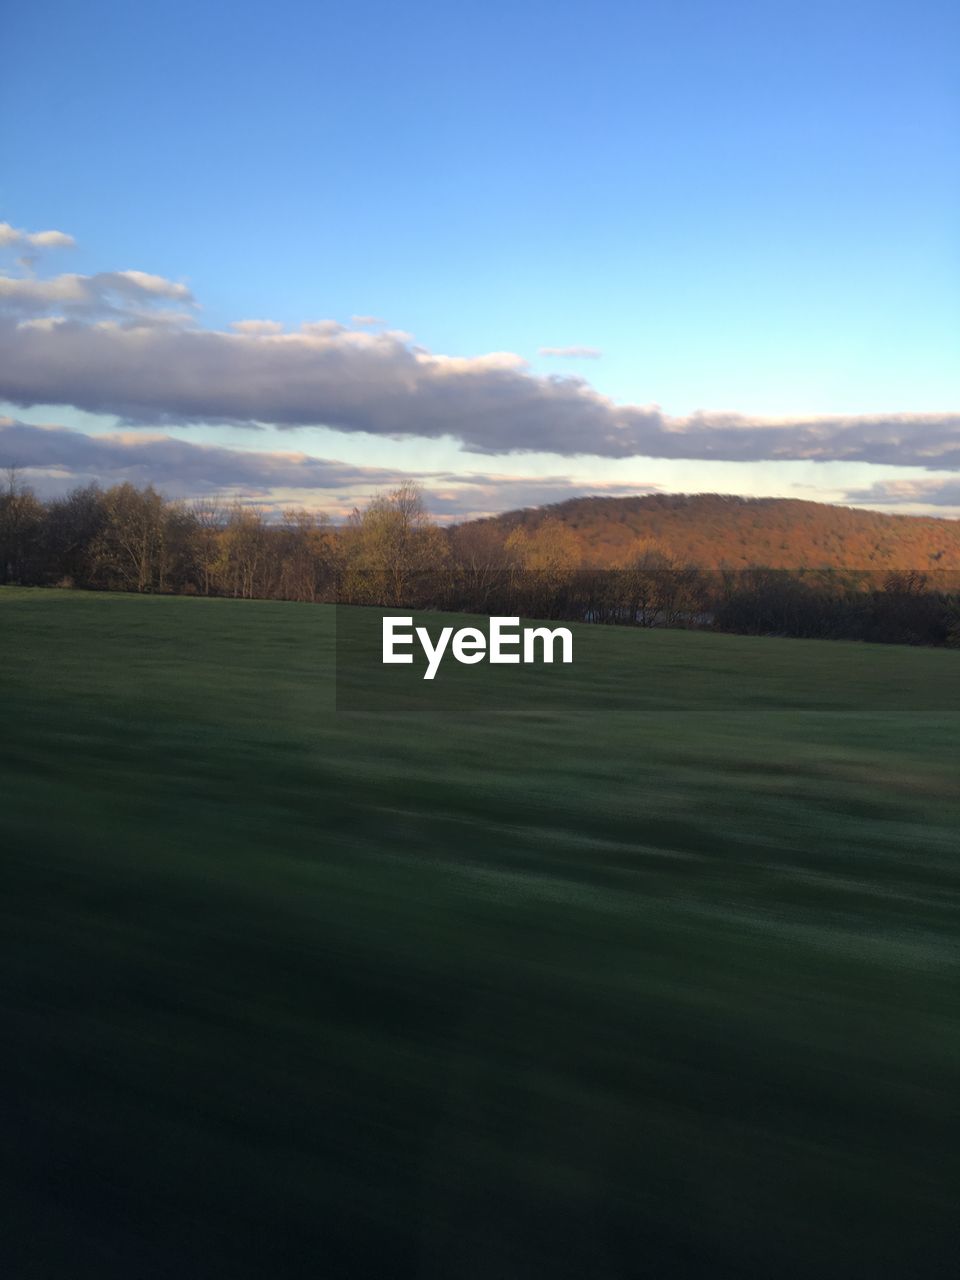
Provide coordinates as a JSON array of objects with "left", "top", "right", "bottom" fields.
[{"left": 1, "top": 588, "right": 959, "bottom": 1278}]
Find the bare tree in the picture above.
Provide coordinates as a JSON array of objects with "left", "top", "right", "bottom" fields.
[
  {"left": 449, "top": 520, "right": 510, "bottom": 610},
  {"left": 188, "top": 498, "right": 227, "bottom": 596},
  {"left": 0, "top": 468, "right": 44, "bottom": 584},
  {"left": 342, "top": 483, "right": 448, "bottom": 607},
  {"left": 277, "top": 507, "right": 339, "bottom": 602},
  {"left": 215, "top": 501, "right": 269, "bottom": 599},
  {"left": 90, "top": 483, "right": 167, "bottom": 592},
  {"left": 505, "top": 517, "right": 582, "bottom": 617}
]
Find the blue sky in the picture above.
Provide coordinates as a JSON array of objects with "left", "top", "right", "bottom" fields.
[{"left": 2, "top": 0, "right": 959, "bottom": 518}]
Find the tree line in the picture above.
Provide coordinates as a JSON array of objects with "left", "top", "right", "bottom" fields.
[{"left": 2, "top": 473, "right": 958, "bottom": 647}]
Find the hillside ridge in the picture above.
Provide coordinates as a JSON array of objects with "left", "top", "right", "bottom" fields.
[{"left": 457, "top": 493, "right": 960, "bottom": 570}]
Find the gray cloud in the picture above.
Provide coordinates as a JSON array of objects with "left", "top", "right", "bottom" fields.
[
  {"left": 422, "top": 477, "right": 657, "bottom": 521},
  {"left": 0, "top": 418, "right": 657, "bottom": 518},
  {"left": 2, "top": 260, "right": 959, "bottom": 466},
  {"left": 844, "top": 477, "right": 960, "bottom": 509},
  {"left": 0, "top": 418, "right": 403, "bottom": 497},
  {"left": 539, "top": 345, "right": 603, "bottom": 359}
]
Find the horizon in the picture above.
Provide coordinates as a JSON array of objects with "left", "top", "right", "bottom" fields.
[
  {"left": 10, "top": 474, "right": 960, "bottom": 534},
  {"left": 3, "top": 0, "right": 959, "bottom": 521}
]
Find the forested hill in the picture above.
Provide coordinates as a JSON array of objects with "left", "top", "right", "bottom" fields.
[{"left": 459, "top": 494, "right": 960, "bottom": 570}]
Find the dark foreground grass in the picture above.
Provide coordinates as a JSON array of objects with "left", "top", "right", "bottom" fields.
[{"left": 1, "top": 588, "right": 959, "bottom": 1278}]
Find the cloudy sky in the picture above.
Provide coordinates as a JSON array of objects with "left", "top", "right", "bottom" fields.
[{"left": 2, "top": 0, "right": 958, "bottom": 520}]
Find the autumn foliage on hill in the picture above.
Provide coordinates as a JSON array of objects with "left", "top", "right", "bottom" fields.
[
  {"left": 462, "top": 493, "right": 960, "bottom": 571},
  {"left": 2, "top": 477, "right": 960, "bottom": 645}
]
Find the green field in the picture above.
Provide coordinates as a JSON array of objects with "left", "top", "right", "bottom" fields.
[{"left": 2, "top": 588, "right": 959, "bottom": 1278}]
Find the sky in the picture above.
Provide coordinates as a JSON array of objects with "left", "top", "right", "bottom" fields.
[{"left": 2, "top": 0, "right": 959, "bottom": 520}]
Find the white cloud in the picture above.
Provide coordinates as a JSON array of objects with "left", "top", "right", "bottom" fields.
[
  {"left": 0, "top": 270, "right": 193, "bottom": 322},
  {"left": 0, "top": 221, "right": 76, "bottom": 251},
  {"left": 114, "top": 270, "right": 191, "bottom": 298},
  {"left": 231, "top": 319, "right": 285, "bottom": 335},
  {"left": 539, "top": 346, "right": 603, "bottom": 359}
]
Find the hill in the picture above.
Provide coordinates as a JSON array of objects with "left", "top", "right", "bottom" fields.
[{"left": 460, "top": 493, "right": 960, "bottom": 570}]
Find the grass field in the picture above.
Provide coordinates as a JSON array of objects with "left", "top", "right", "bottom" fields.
[{"left": 2, "top": 587, "right": 959, "bottom": 1278}]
